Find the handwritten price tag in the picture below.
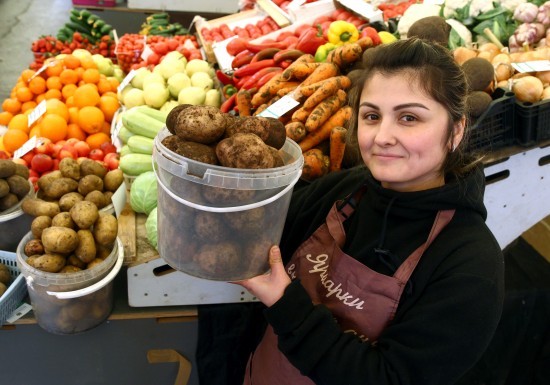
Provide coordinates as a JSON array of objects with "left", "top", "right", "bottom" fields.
[
  {"left": 141, "top": 44, "right": 154, "bottom": 62},
  {"left": 512, "top": 60, "right": 550, "bottom": 73},
  {"left": 258, "top": 95, "right": 299, "bottom": 119},
  {"left": 27, "top": 99, "right": 47, "bottom": 127},
  {"left": 117, "top": 69, "right": 137, "bottom": 94},
  {"left": 13, "top": 135, "right": 44, "bottom": 159}
]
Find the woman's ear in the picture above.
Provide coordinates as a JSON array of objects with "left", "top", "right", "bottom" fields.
[{"left": 451, "top": 116, "right": 466, "bottom": 151}]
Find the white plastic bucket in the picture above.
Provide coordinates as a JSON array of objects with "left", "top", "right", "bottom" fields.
[
  {"left": 16, "top": 232, "right": 123, "bottom": 334},
  {"left": 0, "top": 182, "right": 34, "bottom": 252},
  {"left": 153, "top": 128, "right": 304, "bottom": 281}
]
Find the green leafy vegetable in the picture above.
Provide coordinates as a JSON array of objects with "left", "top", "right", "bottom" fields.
[
  {"left": 129, "top": 171, "right": 158, "bottom": 215},
  {"left": 145, "top": 207, "right": 158, "bottom": 249}
]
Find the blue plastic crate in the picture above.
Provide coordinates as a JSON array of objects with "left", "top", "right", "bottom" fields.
[
  {"left": 515, "top": 98, "right": 550, "bottom": 146},
  {"left": 0, "top": 251, "right": 27, "bottom": 325}
]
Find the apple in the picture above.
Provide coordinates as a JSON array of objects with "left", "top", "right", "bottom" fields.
[
  {"left": 66, "top": 138, "right": 80, "bottom": 146},
  {"left": 28, "top": 169, "right": 39, "bottom": 179},
  {"left": 53, "top": 158, "right": 61, "bottom": 170},
  {"left": 22, "top": 151, "right": 35, "bottom": 165},
  {"left": 89, "top": 149, "right": 105, "bottom": 161},
  {"left": 123, "top": 88, "right": 145, "bottom": 108},
  {"left": 58, "top": 144, "right": 78, "bottom": 159},
  {"left": 100, "top": 142, "right": 117, "bottom": 155},
  {"left": 190, "top": 72, "right": 214, "bottom": 91},
  {"left": 0, "top": 151, "right": 9, "bottom": 159},
  {"left": 35, "top": 139, "right": 53, "bottom": 156},
  {"left": 30, "top": 154, "right": 53, "bottom": 173},
  {"left": 185, "top": 59, "right": 210, "bottom": 77},
  {"left": 167, "top": 72, "right": 191, "bottom": 98},
  {"left": 143, "top": 82, "right": 169, "bottom": 108},
  {"left": 103, "top": 152, "right": 120, "bottom": 170},
  {"left": 178, "top": 86, "right": 206, "bottom": 105},
  {"left": 29, "top": 176, "right": 39, "bottom": 191},
  {"left": 74, "top": 141, "right": 91, "bottom": 158},
  {"left": 51, "top": 143, "right": 63, "bottom": 158},
  {"left": 12, "top": 158, "right": 27, "bottom": 167}
]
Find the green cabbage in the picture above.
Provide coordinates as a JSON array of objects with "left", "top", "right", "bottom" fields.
[
  {"left": 130, "top": 171, "right": 158, "bottom": 215},
  {"left": 145, "top": 207, "right": 158, "bottom": 249}
]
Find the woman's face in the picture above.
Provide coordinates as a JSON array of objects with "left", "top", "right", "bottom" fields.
[{"left": 358, "top": 72, "right": 461, "bottom": 192}]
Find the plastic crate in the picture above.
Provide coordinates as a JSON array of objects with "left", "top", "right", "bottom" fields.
[
  {"left": 515, "top": 98, "right": 550, "bottom": 146},
  {"left": 468, "top": 88, "right": 516, "bottom": 152},
  {"left": 0, "top": 251, "right": 27, "bottom": 325}
]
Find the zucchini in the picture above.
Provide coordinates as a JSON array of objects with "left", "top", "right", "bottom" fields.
[
  {"left": 128, "top": 135, "right": 154, "bottom": 155},
  {"left": 120, "top": 144, "right": 133, "bottom": 158},
  {"left": 118, "top": 125, "right": 135, "bottom": 144},
  {"left": 87, "top": 14, "right": 100, "bottom": 26},
  {"left": 135, "top": 105, "right": 168, "bottom": 123},
  {"left": 66, "top": 22, "right": 92, "bottom": 35},
  {"left": 100, "top": 24, "right": 113, "bottom": 35},
  {"left": 122, "top": 108, "right": 165, "bottom": 139},
  {"left": 120, "top": 153, "right": 154, "bottom": 176},
  {"left": 77, "top": 9, "right": 92, "bottom": 22}
]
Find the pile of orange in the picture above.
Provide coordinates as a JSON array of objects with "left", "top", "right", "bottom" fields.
[{"left": 0, "top": 53, "right": 121, "bottom": 155}]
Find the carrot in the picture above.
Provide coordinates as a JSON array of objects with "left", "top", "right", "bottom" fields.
[
  {"left": 326, "top": 43, "right": 363, "bottom": 68},
  {"left": 329, "top": 126, "right": 347, "bottom": 172},
  {"left": 299, "top": 62, "right": 340, "bottom": 88},
  {"left": 291, "top": 106, "right": 311, "bottom": 123},
  {"left": 254, "top": 103, "right": 268, "bottom": 116},
  {"left": 301, "top": 148, "right": 330, "bottom": 182},
  {"left": 236, "top": 89, "right": 253, "bottom": 116},
  {"left": 276, "top": 85, "right": 300, "bottom": 97},
  {"left": 356, "top": 37, "right": 374, "bottom": 51},
  {"left": 281, "top": 62, "right": 322, "bottom": 81},
  {"left": 305, "top": 89, "right": 347, "bottom": 132},
  {"left": 299, "top": 105, "right": 352, "bottom": 152},
  {"left": 251, "top": 72, "right": 284, "bottom": 107},
  {"left": 280, "top": 54, "right": 315, "bottom": 81},
  {"left": 285, "top": 121, "right": 307, "bottom": 142},
  {"left": 303, "top": 76, "right": 352, "bottom": 110},
  {"left": 298, "top": 75, "right": 351, "bottom": 98}
]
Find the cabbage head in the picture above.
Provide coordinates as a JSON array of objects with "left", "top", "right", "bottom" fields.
[
  {"left": 145, "top": 207, "right": 158, "bottom": 249},
  {"left": 130, "top": 171, "right": 158, "bottom": 215}
]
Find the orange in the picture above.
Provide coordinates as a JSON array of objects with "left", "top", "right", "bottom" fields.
[
  {"left": 29, "top": 124, "right": 41, "bottom": 139},
  {"left": 62, "top": 83, "right": 77, "bottom": 100},
  {"left": 80, "top": 57, "right": 98, "bottom": 70},
  {"left": 2, "top": 128, "right": 29, "bottom": 153},
  {"left": 21, "top": 101, "right": 38, "bottom": 113},
  {"left": 85, "top": 132, "right": 111, "bottom": 150},
  {"left": 15, "top": 87, "right": 33, "bottom": 103},
  {"left": 97, "top": 78, "right": 112, "bottom": 94},
  {"left": 2, "top": 98, "right": 21, "bottom": 114},
  {"left": 63, "top": 55, "right": 81, "bottom": 70},
  {"left": 7, "top": 113, "right": 29, "bottom": 133},
  {"left": 40, "top": 114, "right": 68, "bottom": 142},
  {"left": 46, "top": 76, "right": 62, "bottom": 91},
  {"left": 45, "top": 60, "right": 64, "bottom": 77},
  {"left": 75, "top": 67, "right": 85, "bottom": 81},
  {"left": 28, "top": 76, "right": 47, "bottom": 95},
  {"left": 98, "top": 95, "right": 120, "bottom": 122},
  {"left": 101, "top": 120, "right": 111, "bottom": 134},
  {"left": 107, "top": 77, "right": 120, "bottom": 92},
  {"left": 60, "top": 69, "right": 79, "bottom": 85},
  {"left": 20, "top": 69, "right": 37, "bottom": 83},
  {"left": 78, "top": 106, "right": 105, "bottom": 134},
  {"left": 0, "top": 111, "right": 13, "bottom": 125},
  {"left": 44, "top": 89, "right": 62, "bottom": 100},
  {"left": 45, "top": 98, "right": 69, "bottom": 122},
  {"left": 67, "top": 123, "right": 87, "bottom": 141},
  {"left": 35, "top": 93, "right": 46, "bottom": 104},
  {"left": 102, "top": 91, "right": 118, "bottom": 99},
  {"left": 82, "top": 68, "right": 100, "bottom": 84},
  {"left": 73, "top": 84, "right": 100, "bottom": 108},
  {"left": 65, "top": 95, "right": 75, "bottom": 108},
  {"left": 68, "top": 106, "right": 79, "bottom": 124}
]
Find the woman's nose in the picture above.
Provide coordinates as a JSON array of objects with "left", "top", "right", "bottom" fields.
[{"left": 373, "top": 119, "right": 397, "bottom": 146}]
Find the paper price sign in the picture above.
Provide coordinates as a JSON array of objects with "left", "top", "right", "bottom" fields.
[
  {"left": 117, "top": 69, "right": 137, "bottom": 94},
  {"left": 512, "top": 60, "right": 550, "bottom": 73},
  {"left": 13, "top": 135, "right": 44, "bottom": 159},
  {"left": 141, "top": 44, "right": 154, "bottom": 61},
  {"left": 27, "top": 99, "right": 47, "bottom": 127},
  {"left": 258, "top": 95, "right": 300, "bottom": 119}
]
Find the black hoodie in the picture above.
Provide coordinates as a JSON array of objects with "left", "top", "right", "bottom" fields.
[{"left": 264, "top": 164, "right": 505, "bottom": 385}]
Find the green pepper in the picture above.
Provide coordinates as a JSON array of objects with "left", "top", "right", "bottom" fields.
[
  {"left": 223, "top": 84, "right": 237, "bottom": 98},
  {"left": 327, "top": 20, "right": 359, "bottom": 45},
  {"left": 314, "top": 42, "right": 337, "bottom": 62}
]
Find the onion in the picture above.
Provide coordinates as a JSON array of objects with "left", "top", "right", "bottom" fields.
[
  {"left": 453, "top": 46, "right": 477, "bottom": 65},
  {"left": 491, "top": 53, "right": 511, "bottom": 65},
  {"left": 477, "top": 50, "right": 496, "bottom": 62},
  {"left": 512, "top": 76, "right": 544, "bottom": 103},
  {"left": 496, "top": 80, "right": 512, "bottom": 91},
  {"left": 536, "top": 71, "right": 550, "bottom": 86},
  {"left": 494, "top": 63, "right": 514, "bottom": 82},
  {"left": 542, "top": 86, "right": 550, "bottom": 100},
  {"left": 478, "top": 42, "right": 500, "bottom": 58}
]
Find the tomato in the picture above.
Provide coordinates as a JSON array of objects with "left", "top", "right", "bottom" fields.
[{"left": 31, "top": 153, "right": 53, "bottom": 173}]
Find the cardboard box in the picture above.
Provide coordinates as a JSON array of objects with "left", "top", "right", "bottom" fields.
[
  {"left": 127, "top": 0, "right": 240, "bottom": 13},
  {"left": 522, "top": 215, "right": 550, "bottom": 263}
]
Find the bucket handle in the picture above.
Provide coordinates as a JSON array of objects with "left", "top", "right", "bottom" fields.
[
  {"left": 46, "top": 239, "right": 124, "bottom": 299},
  {"left": 153, "top": 160, "right": 302, "bottom": 213}
]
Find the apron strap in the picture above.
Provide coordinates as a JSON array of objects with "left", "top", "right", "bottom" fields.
[{"left": 329, "top": 187, "right": 367, "bottom": 248}]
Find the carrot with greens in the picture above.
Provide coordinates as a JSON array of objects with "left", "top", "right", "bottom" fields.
[
  {"left": 299, "top": 105, "right": 352, "bottom": 152},
  {"left": 301, "top": 148, "right": 330, "bottom": 182},
  {"left": 285, "top": 121, "right": 307, "bottom": 142},
  {"left": 326, "top": 42, "right": 363, "bottom": 68},
  {"left": 329, "top": 126, "right": 347, "bottom": 172},
  {"left": 299, "top": 62, "right": 339, "bottom": 88},
  {"left": 305, "top": 89, "right": 347, "bottom": 132},
  {"left": 236, "top": 89, "right": 253, "bottom": 116},
  {"left": 303, "top": 75, "right": 352, "bottom": 110}
]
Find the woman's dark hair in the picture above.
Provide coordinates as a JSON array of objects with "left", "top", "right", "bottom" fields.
[{"left": 346, "top": 37, "right": 480, "bottom": 179}]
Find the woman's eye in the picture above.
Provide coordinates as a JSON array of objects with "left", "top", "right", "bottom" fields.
[
  {"left": 361, "top": 112, "right": 378, "bottom": 121},
  {"left": 400, "top": 114, "right": 417, "bottom": 122}
]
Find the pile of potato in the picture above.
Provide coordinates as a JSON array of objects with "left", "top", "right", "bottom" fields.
[
  {"left": 20, "top": 158, "right": 123, "bottom": 274},
  {"left": 0, "top": 159, "right": 31, "bottom": 212},
  {"left": 0, "top": 263, "right": 12, "bottom": 297}
]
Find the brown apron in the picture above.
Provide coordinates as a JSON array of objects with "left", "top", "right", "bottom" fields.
[{"left": 244, "top": 193, "right": 455, "bottom": 385}]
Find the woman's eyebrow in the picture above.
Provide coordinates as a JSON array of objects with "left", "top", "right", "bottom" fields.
[{"left": 359, "top": 102, "right": 430, "bottom": 111}]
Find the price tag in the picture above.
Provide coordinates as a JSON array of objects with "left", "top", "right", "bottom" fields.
[
  {"left": 5, "top": 303, "right": 33, "bottom": 324},
  {"left": 258, "top": 95, "right": 300, "bottom": 119},
  {"left": 27, "top": 99, "right": 47, "bottom": 127},
  {"left": 117, "top": 69, "right": 137, "bottom": 94},
  {"left": 112, "top": 119, "right": 124, "bottom": 150},
  {"left": 111, "top": 182, "right": 127, "bottom": 218},
  {"left": 32, "top": 59, "right": 59, "bottom": 79},
  {"left": 13, "top": 136, "right": 44, "bottom": 159},
  {"left": 141, "top": 44, "right": 153, "bottom": 62},
  {"left": 512, "top": 60, "right": 550, "bottom": 73}
]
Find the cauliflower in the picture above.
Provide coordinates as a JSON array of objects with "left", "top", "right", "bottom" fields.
[
  {"left": 443, "top": 0, "right": 495, "bottom": 24},
  {"left": 398, "top": 3, "right": 443, "bottom": 39},
  {"left": 501, "top": 0, "right": 527, "bottom": 13}
]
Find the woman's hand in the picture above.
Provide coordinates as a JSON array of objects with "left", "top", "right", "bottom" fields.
[{"left": 234, "top": 246, "right": 291, "bottom": 307}]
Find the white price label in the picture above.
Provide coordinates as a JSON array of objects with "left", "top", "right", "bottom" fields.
[
  {"left": 33, "top": 59, "right": 59, "bottom": 79},
  {"left": 5, "top": 303, "right": 33, "bottom": 324},
  {"left": 27, "top": 99, "right": 47, "bottom": 127},
  {"left": 258, "top": 95, "right": 300, "bottom": 119},
  {"left": 117, "top": 69, "right": 137, "bottom": 94},
  {"left": 141, "top": 44, "right": 154, "bottom": 62},
  {"left": 13, "top": 136, "right": 44, "bottom": 159},
  {"left": 112, "top": 119, "right": 123, "bottom": 150},
  {"left": 511, "top": 60, "right": 550, "bottom": 73}
]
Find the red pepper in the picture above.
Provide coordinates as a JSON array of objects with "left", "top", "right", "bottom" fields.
[
  {"left": 273, "top": 49, "right": 305, "bottom": 64},
  {"left": 220, "top": 94, "right": 237, "bottom": 113},
  {"left": 244, "top": 40, "right": 288, "bottom": 53},
  {"left": 241, "top": 67, "right": 282, "bottom": 90},
  {"left": 276, "top": 31, "right": 297, "bottom": 42},
  {"left": 231, "top": 49, "right": 255, "bottom": 69},
  {"left": 256, "top": 70, "right": 281, "bottom": 88},
  {"left": 226, "top": 37, "right": 249, "bottom": 56},
  {"left": 360, "top": 26, "right": 382, "bottom": 46},
  {"left": 233, "top": 59, "right": 276, "bottom": 78},
  {"left": 296, "top": 25, "right": 327, "bottom": 55},
  {"left": 250, "top": 47, "right": 281, "bottom": 63},
  {"left": 216, "top": 69, "right": 235, "bottom": 86}
]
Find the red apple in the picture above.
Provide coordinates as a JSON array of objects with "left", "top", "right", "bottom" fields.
[
  {"left": 74, "top": 141, "right": 91, "bottom": 157},
  {"left": 53, "top": 158, "right": 61, "bottom": 170},
  {"left": 22, "top": 151, "right": 35, "bottom": 164},
  {"left": 29, "top": 176, "right": 39, "bottom": 191},
  {"left": 12, "top": 158, "right": 27, "bottom": 167},
  {"left": 100, "top": 142, "right": 117, "bottom": 155},
  {"left": 66, "top": 138, "right": 79, "bottom": 146},
  {"left": 35, "top": 139, "right": 53, "bottom": 156},
  {"left": 51, "top": 143, "right": 63, "bottom": 158},
  {"left": 58, "top": 144, "right": 78, "bottom": 160},
  {"left": 28, "top": 169, "right": 40, "bottom": 179},
  {"left": 0, "top": 150, "right": 10, "bottom": 159},
  {"left": 30, "top": 153, "right": 53, "bottom": 173},
  {"left": 103, "top": 152, "right": 120, "bottom": 170},
  {"left": 89, "top": 149, "right": 105, "bottom": 161}
]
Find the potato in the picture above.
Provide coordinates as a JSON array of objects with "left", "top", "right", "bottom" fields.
[
  {"left": 85, "top": 190, "right": 108, "bottom": 209},
  {"left": 224, "top": 207, "right": 266, "bottom": 235},
  {"left": 161, "top": 135, "right": 219, "bottom": 165},
  {"left": 87, "top": 258, "right": 105, "bottom": 269},
  {"left": 37, "top": 170, "right": 62, "bottom": 192},
  {"left": 22, "top": 197, "right": 60, "bottom": 218},
  {"left": 75, "top": 229, "right": 97, "bottom": 263},
  {"left": 14, "top": 163, "right": 30, "bottom": 179},
  {"left": 59, "top": 157, "right": 80, "bottom": 180},
  {"left": 92, "top": 213, "right": 118, "bottom": 247},
  {"left": 42, "top": 177, "right": 79, "bottom": 199},
  {"left": 194, "top": 212, "right": 229, "bottom": 242},
  {"left": 0, "top": 263, "right": 11, "bottom": 285},
  {"left": 7, "top": 174, "right": 30, "bottom": 199},
  {"left": 32, "top": 253, "right": 66, "bottom": 273},
  {"left": 0, "top": 193, "right": 18, "bottom": 211},
  {"left": 0, "top": 159, "right": 16, "bottom": 178},
  {"left": 79, "top": 158, "right": 107, "bottom": 179},
  {"left": 103, "top": 168, "right": 124, "bottom": 192},
  {"left": 166, "top": 103, "right": 193, "bottom": 135},
  {"left": 226, "top": 116, "right": 286, "bottom": 149},
  {"left": 172, "top": 105, "right": 227, "bottom": 144},
  {"left": 31, "top": 215, "right": 52, "bottom": 239},
  {"left": 67, "top": 254, "right": 86, "bottom": 269},
  {"left": 201, "top": 185, "right": 255, "bottom": 206},
  {"left": 70, "top": 200, "right": 99, "bottom": 229},
  {"left": 42, "top": 226, "right": 79, "bottom": 254},
  {"left": 51, "top": 212, "right": 76, "bottom": 228},
  {"left": 0, "top": 179, "right": 9, "bottom": 199},
  {"left": 216, "top": 133, "right": 277, "bottom": 169},
  {"left": 103, "top": 191, "right": 113, "bottom": 203},
  {"left": 25, "top": 255, "right": 40, "bottom": 268},
  {"left": 24, "top": 239, "right": 45, "bottom": 257},
  {"left": 59, "top": 265, "right": 82, "bottom": 273},
  {"left": 78, "top": 174, "right": 104, "bottom": 196},
  {"left": 269, "top": 147, "right": 284, "bottom": 168},
  {"left": 193, "top": 242, "right": 241, "bottom": 278},
  {"left": 0, "top": 282, "right": 7, "bottom": 296},
  {"left": 58, "top": 192, "right": 84, "bottom": 212}
]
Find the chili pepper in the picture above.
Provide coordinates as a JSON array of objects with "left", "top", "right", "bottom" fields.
[
  {"left": 276, "top": 31, "right": 297, "bottom": 42},
  {"left": 257, "top": 70, "right": 281, "bottom": 88},
  {"left": 360, "top": 26, "right": 382, "bottom": 46},
  {"left": 273, "top": 49, "right": 305, "bottom": 64},
  {"left": 244, "top": 40, "right": 288, "bottom": 53},
  {"left": 314, "top": 42, "right": 337, "bottom": 62},
  {"left": 235, "top": 75, "right": 252, "bottom": 89},
  {"left": 216, "top": 69, "right": 235, "bottom": 86},
  {"left": 296, "top": 24, "right": 327, "bottom": 55},
  {"left": 241, "top": 67, "right": 282, "bottom": 90},
  {"left": 233, "top": 59, "right": 276, "bottom": 78},
  {"left": 220, "top": 93, "right": 237, "bottom": 113},
  {"left": 327, "top": 20, "right": 359, "bottom": 45},
  {"left": 231, "top": 49, "right": 255, "bottom": 69},
  {"left": 223, "top": 84, "right": 238, "bottom": 98},
  {"left": 250, "top": 47, "right": 281, "bottom": 63}
]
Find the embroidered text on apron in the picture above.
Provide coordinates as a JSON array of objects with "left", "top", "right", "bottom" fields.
[{"left": 244, "top": 193, "right": 455, "bottom": 385}]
